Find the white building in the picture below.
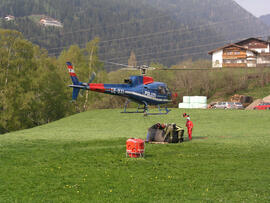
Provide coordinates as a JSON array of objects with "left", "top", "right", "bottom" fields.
[
  {"left": 209, "top": 38, "right": 270, "bottom": 68},
  {"left": 236, "top": 38, "right": 270, "bottom": 54},
  {"left": 208, "top": 44, "right": 258, "bottom": 68},
  {"left": 40, "top": 18, "right": 63, "bottom": 28},
  {"left": 4, "top": 15, "right": 15, "bottom": 21}
]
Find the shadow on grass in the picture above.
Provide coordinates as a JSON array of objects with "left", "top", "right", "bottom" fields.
[{"left": 192, "top": 136, "right": 208, "bottom": 140}]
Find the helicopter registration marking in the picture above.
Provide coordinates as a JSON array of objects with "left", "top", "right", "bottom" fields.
[
  {"left": 144, "top": 91, "right": 156, "bottom": 98},
  {"left": 111, "top": 88, "right": 125, "bottom": 94}
]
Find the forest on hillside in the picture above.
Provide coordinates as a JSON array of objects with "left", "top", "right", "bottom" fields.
[
  {"left": 1, "top": 29, "right": 270, "bottom": 134},
  {"left": 0, "top": 0, "right": 269, "bottom": 70}
]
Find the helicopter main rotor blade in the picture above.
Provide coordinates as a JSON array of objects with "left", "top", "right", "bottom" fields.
[
  {"left": 158, "top": 68, "right": 219, "bottom": 70},
  {"left": 147, "top": 66, "right": 156, "bottom": 70},
  {"left": 119, "top": 67, "right": 139, "bottom": 71},
  {"left": 101, "top": 59, "right": 159, "bottom": 73},
  {"left": 100, "top": 60, "right": 134, "bottom": 68}
]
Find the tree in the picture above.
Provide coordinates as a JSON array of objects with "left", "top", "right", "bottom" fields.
[
  {"left": 128, "top": 51, "right": 137, "bottom": 68},
  {"left": 0, "top": 29, "right": 75, "bottom": 133},
  {"left": 0, "top": 29, "right": 42, "bottom": 131},
  {"left": 84, "top": 37, "right": 102, "bottom": 111}
]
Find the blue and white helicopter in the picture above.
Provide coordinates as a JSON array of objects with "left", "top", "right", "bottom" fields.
[{"left": 66, "top": 62, "right": 175, "bottom": 115}]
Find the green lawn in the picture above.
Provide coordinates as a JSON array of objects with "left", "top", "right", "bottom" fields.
[{"left": 0, "top": 109, "right": 269, "bottom": 202}]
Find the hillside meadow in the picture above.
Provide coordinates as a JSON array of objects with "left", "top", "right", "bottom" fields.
[{"left": 0, "top": 109, "right": 269, "bottom": 202}]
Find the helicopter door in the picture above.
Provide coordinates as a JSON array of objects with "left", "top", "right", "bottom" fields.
[{"left": 143, "top": 86, "right": 148, "bottom": 96}]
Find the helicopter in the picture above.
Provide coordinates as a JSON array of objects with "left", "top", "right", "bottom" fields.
[{"left": 66, "top": 62, "right": 175, "bottom": 115}]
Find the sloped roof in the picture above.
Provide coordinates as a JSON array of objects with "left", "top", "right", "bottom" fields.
[
  {"left": 236, "top": 37, "right": 270, "bottom": 45},
  {"left": 208, "top": 43, "right": 258, "bottom": 55}
]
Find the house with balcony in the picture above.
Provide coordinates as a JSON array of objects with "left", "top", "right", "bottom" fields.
[
  {"left": 208, "top": 38, "right": 270, "bottom": 68},
  {"left": 236, "top": 38, "right": 270, "bottom": 67}
]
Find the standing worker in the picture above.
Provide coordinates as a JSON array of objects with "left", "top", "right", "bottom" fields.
[{"left": 183, "top": 113, "right": 193, "bottom": 140}]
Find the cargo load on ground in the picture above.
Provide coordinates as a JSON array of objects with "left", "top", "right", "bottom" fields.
[{"left": 146, "top": 123, "right": 184, "bottom": 143}]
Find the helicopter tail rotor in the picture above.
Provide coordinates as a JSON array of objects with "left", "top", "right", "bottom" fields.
[
  {"left": 80, "top": 72, "right": 96, "bottom": 96},
  {"left": 88, "top": 72, "right": 96, "bottom": 83}
]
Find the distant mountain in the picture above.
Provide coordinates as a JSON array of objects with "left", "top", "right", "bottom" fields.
[
  {"left": 260, "top": 14, "right": 270, "bottom": 27},
  {"left": 0, "top": 0, "right": 269, "bottom": 70}
]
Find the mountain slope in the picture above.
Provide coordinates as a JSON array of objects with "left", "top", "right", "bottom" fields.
[
  {"left": 260, "top": 14, "right": 270, "bottom": 27},
  {"left": 0, "top": 0, "right": 269, "bottom": 70}
]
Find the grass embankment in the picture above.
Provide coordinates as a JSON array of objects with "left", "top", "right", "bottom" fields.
[
  {"left": 239, "top": 82, "right": 270, "bottom": 100},
  {"left": 0, "top": 109, "right": 269, "bottom": 202}
]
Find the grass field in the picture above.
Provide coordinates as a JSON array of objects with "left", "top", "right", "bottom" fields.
[{"left": 0, "top": 109, "right": 269, "bottom": 202}]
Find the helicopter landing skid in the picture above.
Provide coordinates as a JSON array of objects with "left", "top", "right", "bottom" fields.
[
  {"left": 121, "top": 101, "right": 170, "bottom": 115},
  {"left": 144, "top": 105, "right": 170, "bottom": 115},
  {"left": 121, "top": 102, "right": 146, "bottom": 114},
  {"left": 146, "top": 106, "right": 171, "bottom": 115}
]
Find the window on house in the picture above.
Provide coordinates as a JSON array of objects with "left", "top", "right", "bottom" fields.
[
  {"left": 237, "top": 59, "right": 244, "bottom": 63},
  {"left": 223, "top": 59, "right": 232, "bottom": 64}
]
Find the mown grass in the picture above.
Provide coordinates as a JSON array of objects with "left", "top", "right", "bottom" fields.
[{"left": 0, "top": 109, "right": 269, "bottom": 202}]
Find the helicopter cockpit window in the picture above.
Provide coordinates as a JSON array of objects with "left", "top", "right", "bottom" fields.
[
  {"left": 124, "top": 79, "right": 132, "bottom": 84},
  {"left": 158, "top": 86, "right": 166, "bottom": 95}
]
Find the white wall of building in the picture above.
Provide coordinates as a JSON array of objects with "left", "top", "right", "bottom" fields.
[
  {"left": 212, "top": 50, "right": 223, "bottom": 68},
  {"left": 250, "top": 44, "right": 270, "bottom": 53},
  {"left": 253, "top": 48, "right": 269, "bottom": 53},
  {"left": 257, "top": 56, "right": 270, "bottom": 64},
  {"left": 4, "top": 16, "right": 14, "bottom": 21},
  {"left": 246, "top": 50, "right": 257, "bottom": 67},
  {"left": 40, "top": 19, "right": 63, "bottom": 28}
]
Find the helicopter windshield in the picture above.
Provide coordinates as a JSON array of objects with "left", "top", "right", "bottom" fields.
[
  {"left": 124, "top": 79, "right": 132, "bottom": 84},
  {"left": 158, "top": 86, "right": 166, "bottom": 95},
  {"left": 166, "top": 87, "right": 170, "bottom": 94}
]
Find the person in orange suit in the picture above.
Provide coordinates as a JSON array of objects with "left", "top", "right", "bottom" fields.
[{"left": 183, "top": 113, "right": 193, "bottom": 140}]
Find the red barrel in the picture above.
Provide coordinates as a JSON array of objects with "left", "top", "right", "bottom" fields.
[{"left": 126, "top": 138, "right": 145, "bottom": 158}]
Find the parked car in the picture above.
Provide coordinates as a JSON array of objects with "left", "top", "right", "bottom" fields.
[
  {"left": 253, "top": 102, "right": 270, "bottom": 110},
  {"left": 212, "top": 102, "right": 236, "bottom": 109},
  {"left": 232, "top": 102, "right": 244, "bottom": 109}
]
